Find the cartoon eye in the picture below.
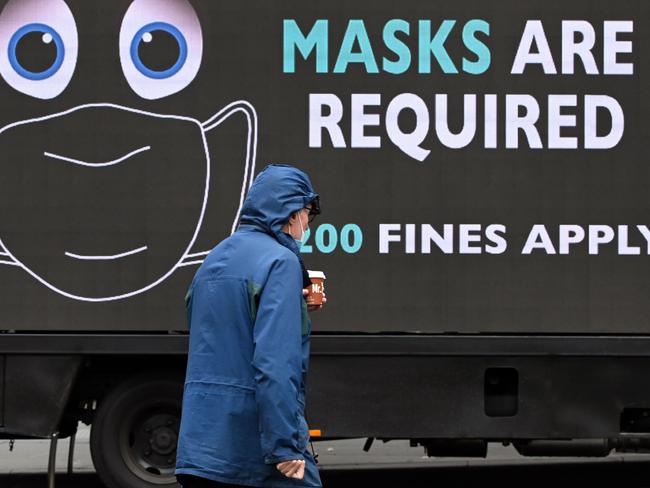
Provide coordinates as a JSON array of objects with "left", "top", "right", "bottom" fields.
[
  {"left": 9, "top": 24, "right": 65, "bottom": 80},
  {"left": 120, "top": 0, "right": 202, "bottom": 100},
  {"left": 0, "top": 0, "right": 78, "bottom": 99},
  {"left": 130, "top": 22, "right": 187, "bottom": 79}
]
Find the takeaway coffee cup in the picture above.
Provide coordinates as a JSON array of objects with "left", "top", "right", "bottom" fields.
[{"left": 307, "top": 270, "right": 326, "bottom": 306}]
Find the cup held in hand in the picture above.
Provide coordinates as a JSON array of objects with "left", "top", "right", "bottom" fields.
[{"left": 307, "top": 270, "right": 326, "bottom": 306}]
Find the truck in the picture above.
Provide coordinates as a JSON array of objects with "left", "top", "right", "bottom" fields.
[{"left": 1, "top": 0, "right": 649, "bottom": 487}]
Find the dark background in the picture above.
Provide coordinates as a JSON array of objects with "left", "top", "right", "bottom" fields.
[{"left": 0, "top": 0, "right": 647, "bottom": 333}]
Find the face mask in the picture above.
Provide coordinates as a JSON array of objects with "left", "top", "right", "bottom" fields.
[{"left": 0, "top": 100, "right": 258, "bottom": 302}]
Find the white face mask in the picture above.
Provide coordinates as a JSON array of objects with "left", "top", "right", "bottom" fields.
[{"left": 0, "top": 100, "right": 258, "bottom": 303}]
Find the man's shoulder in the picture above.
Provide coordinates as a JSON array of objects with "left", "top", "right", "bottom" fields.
[
  {"left": 206, "top": 231, "right": 298, "bottom": 267},
  {"left": 258, "top": 242, "right": 301, "bottom": 273},
  {"left": 242, "top": 235, "right": 302, "bottom": 276}
]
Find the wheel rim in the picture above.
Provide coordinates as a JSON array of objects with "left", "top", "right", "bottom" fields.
[{"left": 119, "top": 401, "right": 180, "bottom": 484}]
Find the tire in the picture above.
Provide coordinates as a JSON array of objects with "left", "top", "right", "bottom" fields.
[{"left": 90, "top": 372, "right": 184, "bottom": 488}]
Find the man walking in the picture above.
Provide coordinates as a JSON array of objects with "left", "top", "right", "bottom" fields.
[{"left": 175, "top": 164, "right": 323, "bottom": 488}]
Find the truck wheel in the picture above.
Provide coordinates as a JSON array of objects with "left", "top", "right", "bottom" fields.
[{"left": 90, "top": 373, "right": 184, "bottom": 488}]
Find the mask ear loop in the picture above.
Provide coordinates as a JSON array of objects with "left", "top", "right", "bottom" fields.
[
  {"left": 180, "top": 101, "right": 258, "bottom": 268},
  {"left": 295, "top": 211, "right": 306, "bottom": 242},
  {"left": 201, "top": 100, "right": 258, "bottom": 235},
  {"left": 0, "top": 242, "right": 18, "bottom": 267}
]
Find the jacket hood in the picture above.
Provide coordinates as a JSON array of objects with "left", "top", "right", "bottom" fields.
[{"left": 239, "top": 164, "right": 318, "bottom": 283}]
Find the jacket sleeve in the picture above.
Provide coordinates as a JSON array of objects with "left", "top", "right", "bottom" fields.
[{"left": 252, "top": 255, "right": 305, "bottom": 464}]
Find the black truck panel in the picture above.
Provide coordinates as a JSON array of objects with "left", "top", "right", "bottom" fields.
[
  {"left": 0, "top": 0, "right": 647, "bottom": 333},
  {"left": 2, "top": 333, "right": 650, "bottom": 441}
]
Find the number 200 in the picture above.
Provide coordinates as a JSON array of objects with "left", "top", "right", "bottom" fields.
[{"left": 300, "top": 224, "right": 363, "bottom": 254}]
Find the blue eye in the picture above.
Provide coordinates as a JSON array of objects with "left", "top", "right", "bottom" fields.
[
  {"left": 130, "top": 22, "right": 187, "bottom": 79},
  {"left": 8, "top": 23, "right": 65, "bottom": 80}
]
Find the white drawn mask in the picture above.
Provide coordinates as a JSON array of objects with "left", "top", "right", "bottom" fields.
[{"left": 0, "top": 102, "right": 257, "bottom": 302}]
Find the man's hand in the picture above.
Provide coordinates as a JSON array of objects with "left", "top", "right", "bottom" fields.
[
  {"left": 303, "top": 288, "right": 327, "bottom": 312},
  {"left": 276, "top": 459, "right": 305, "bottom": 479}
]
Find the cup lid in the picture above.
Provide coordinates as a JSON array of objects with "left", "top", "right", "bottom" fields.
[{"left": 308, "top": 270, "right": 326, "bottom": 279}]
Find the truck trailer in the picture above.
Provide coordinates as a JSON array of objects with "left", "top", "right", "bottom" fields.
[{"left": 1, "top": 1, "right": 650, "bottom": 487}]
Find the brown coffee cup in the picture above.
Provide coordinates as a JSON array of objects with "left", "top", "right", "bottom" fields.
[{"left": 307, "top": 270, "right": 326, "bottom": 306}]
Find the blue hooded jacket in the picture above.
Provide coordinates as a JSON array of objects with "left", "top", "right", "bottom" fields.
[{"left": 175, "top": 164, "right": 322, "bottom": 488}]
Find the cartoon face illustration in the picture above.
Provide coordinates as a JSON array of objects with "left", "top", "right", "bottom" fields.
[{"left": 0, "top": 0, "right": 258, "bottom": 302}]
